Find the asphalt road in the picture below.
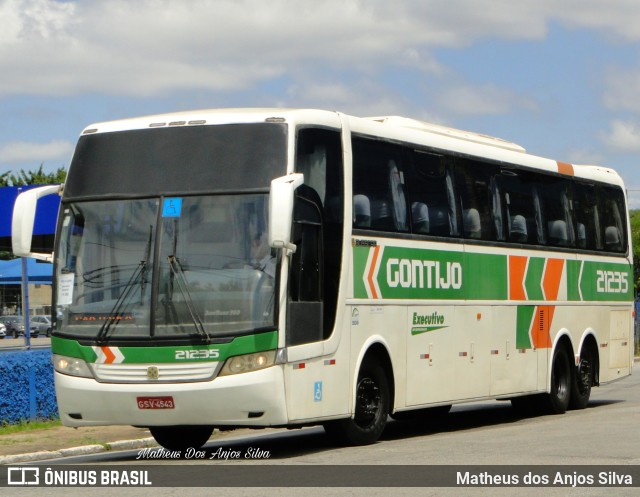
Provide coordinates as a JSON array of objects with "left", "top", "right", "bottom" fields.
[{"left": 9, "top": 363, "right": 639, "bottom": 496}]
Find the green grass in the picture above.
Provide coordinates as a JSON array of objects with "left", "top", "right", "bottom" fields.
[{"left": 0, "top": 419, "right": 61, "bottom": 435}]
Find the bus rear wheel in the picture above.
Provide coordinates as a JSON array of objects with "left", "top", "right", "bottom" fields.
[
  {"left": 324, "top": 360, "right": 390, "bottom": 445},
  {"left": 149, "top": 425, "right": 214, "bottom": 451},
  {"left": 569, "top": 346, "right": 595, "bottom": 410}
]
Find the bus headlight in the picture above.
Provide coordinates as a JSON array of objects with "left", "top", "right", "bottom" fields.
[
  {"left": 219, "top": 351, "right": 276, "bottom": 376},
  {"left": 53, "top": 354, "right": 93, "bottom": 378}
]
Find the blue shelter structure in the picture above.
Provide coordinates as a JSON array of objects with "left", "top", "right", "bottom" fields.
[{"left": 0, "top": 258, "right": 53, "bottom": 285}]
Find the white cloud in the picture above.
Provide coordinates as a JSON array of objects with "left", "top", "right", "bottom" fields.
[
  {"left": 603, "top": 67, "right": 640, "bottom": 113},
  {"left": 565, "top": 148, "right": 606, "bottom": 166},
  {"left": 555, "top": 0, "right": 640, "bottom": 42},
  {"left": 2, "top": 0, "right": 640, "bottom": 99},
  {"left": 439, "top": 84, "right": 538, "bottom": 116},
  {"left": 601, "top": 120, "right": 640, "bottom": 152},
  {"left": 0, "top": 139, "right": 74, "bottom": 165}
]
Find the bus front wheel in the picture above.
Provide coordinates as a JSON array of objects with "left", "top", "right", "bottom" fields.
[
  {"left": 543, "top": 345, "right": 572, "bottom": 414},
  {"left": 324, "top": 360, "right": 390, "bottom": 445},
  {"left": 149, "top": 425, "right": 214, "bottom": 452}
]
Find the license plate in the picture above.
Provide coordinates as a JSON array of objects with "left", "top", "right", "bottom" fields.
[{"left": 136, "top": 396, "right": 175, "bottom": 409}]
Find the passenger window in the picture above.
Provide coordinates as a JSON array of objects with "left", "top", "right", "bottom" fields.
[
  {"left": 352, "top": 137, "right": 409, "bottom": 233},
  {"left": 573, "top": 183, "right": 601, "bottom": 250},
  {"left": 404, "top": 150, "right": 459, "bottom": 237},
  {"left": 599, "top": 185, "right": 627, "bottom": 253},
  {"left": 539, "top": 177, "right": 575, "bottom": 248},
  {"left": 493, "top": 170, "right": 544, "bottom": 245},
  {"left": 454, "top": 158, "right": 500, "bottom": 241}
]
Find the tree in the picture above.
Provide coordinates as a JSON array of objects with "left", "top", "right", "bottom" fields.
[{"left": 0, "top": 165, "right": 66, "bottom": 187}]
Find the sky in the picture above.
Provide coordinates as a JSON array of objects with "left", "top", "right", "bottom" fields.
[{"left": 1, "top": 0, "right": 640, "bottom": 205}]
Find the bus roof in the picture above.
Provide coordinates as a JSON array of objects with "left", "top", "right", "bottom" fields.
[
  {"left": 78, "top": 108, "right": 625, "bottom": 189},
  {"left": 363, "top": 115, "right": 527, "bottom": 153}
]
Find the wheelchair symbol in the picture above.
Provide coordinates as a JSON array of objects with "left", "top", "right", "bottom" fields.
[
  {"left": 162, "top": 198, "right": 183, "bottom": 218},
  {"left": 314, "top": 381, "right": 323, "bottom": 402}
]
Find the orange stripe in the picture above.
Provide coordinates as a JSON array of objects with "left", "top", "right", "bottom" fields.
[
  {"left": 557, "top": 161, "right": 574, "bottom": 176},
  {"left": 531, "top": 306, "right": 553, "bottom": 349},
  {"left": 102, "top": 346, "right": 116, "bottom": 364},
  {"left": 542, "top": 258, "right": 564, "bottom": 301},
  {"left": 367, "top": 246, "right": 381, "bottom": 299},
  {"left": 508, "top": 255, "right": 527, "bottom": 300}
]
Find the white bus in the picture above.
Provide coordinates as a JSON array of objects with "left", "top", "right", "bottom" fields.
[{"left": 13, "top": 109, "right": 633, "bottom": 449}]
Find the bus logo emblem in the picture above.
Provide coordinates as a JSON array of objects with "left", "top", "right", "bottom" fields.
[{"left": 146, "top": 366, "right": 159, "bottom": 380}]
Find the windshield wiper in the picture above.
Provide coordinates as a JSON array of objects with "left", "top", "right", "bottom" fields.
[
  {"left": 95, "top": 226, "right": 153, "bottom": 345},
  {"left": 166, "top": 254, "right": 211, "bottom": 342}
]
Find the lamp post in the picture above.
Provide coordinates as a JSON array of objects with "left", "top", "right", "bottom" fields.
[{"left": 21, "top": 257, "right": 31, "bottom": 350}]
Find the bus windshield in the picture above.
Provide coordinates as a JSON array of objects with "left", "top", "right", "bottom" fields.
[{"left": 55, "top": 194, "right": 276, "bottom": 341}]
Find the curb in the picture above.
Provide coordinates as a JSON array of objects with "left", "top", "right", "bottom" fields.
[{"left": 0, "top": 437, "right": 158, "bottom": 465}]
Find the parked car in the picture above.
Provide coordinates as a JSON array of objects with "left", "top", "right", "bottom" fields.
[
  {"left": 31, "top": 315, "right": 52, "bottom": 337},
  {"left": 0, "top": 323, "right": 5, "bottom": 338},
  {"left": 0, "top": 316, "right": 39, "bottom": 338}
]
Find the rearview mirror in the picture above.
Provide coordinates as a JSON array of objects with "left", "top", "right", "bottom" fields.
[
  {"left": 269, "top": 173, "right": 304, "bottom": 254},
  {"left": 12, "top": 184, "right": 62, "bottom": 262}
]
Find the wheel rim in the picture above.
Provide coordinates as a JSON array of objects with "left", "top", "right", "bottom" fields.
[
  {"left": 577, "top": 357, "right": 591, "bottom": 395},
  {"left": 354, "top": 377, "right": 381, "bottom": 427}
]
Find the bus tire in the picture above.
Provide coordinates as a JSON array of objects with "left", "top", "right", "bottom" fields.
[
  {"left": 324, "top": 360, "right": 390, "bottom": 445},
  {"left": 149, "top": 425, "right": 214, "bottom": 451},
  {"left": 543, "top": 345, "right": 572, "bottom": 414},
  {"left": 569, "top": 345, "right": 595, "bottom": 410}
]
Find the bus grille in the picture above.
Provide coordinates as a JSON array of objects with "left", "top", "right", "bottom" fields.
[{"left": 91, "top": 362, "right": 222, "bottom": 383}]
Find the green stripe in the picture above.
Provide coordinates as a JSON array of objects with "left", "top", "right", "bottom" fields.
[
  {"left": 524, "top": 257, "right": 545, "bottom": 300},
  {"left": 52, "top": 330, "right": 278, "bottom": 364},
  {"left": 579, "top": 261, "right": 633, "bottom": 302},
  {"left": 567, "top": 260, "right": 582, "bottom": 301},
  {"left": 464, "top": 252, "right": 507, "bottom": 300},
  {"left": 352, "top": 245, "right": 509, "bottom": 300},
  {"left": 411, "top": 326, "right": 448, "bottom": 335},
  {"left": 353, "top": 245, "right": 369, "bottom": 298},
  {"left": 516, "top": 306, "right": 535, "bottom": 349},
  {"left": 352, "top": 244, "right": 632, "bottom": 303}
]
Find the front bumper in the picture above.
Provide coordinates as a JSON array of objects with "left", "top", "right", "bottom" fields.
[{"left": 54, "top": 365, "right": 289, "bottom": 427}]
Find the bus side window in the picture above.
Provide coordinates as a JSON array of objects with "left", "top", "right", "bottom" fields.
[
  {"left": 573, "top": 182, "right": 602, "bottom": 251},
  {"left": 352, "top": 136, "right": 408, "bottom": 233},
  {"left": 493, "top": 169, "right": 543, "bottom": 245},
  {"left": 539, "top": 176, "right": 575, "bottom": 248},
  {"left": 599, "top": 186, "right": 627, "bottom": 253},
  {"left": 454, "top": 158, "right": 499, "bottom": 241},
  {"left": 405, "top": 150, "right": 460, "bottom": 237}
]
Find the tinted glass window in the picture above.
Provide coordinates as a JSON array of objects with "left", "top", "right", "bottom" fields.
[
  {"left": 349, "top": 138, "right": 627, "bottom": 255},
  {"left": 493, "top": 169, "right": 544, "bottom": 245},
  {"left": 454, "top": 158, "right": 500, "bottom": 241},
  {"left": 404, "top": 150, "right": 460, "bottom": 237},
  {"left": 295, "top": 128, "right": 344, "bottom": 339},
  {"left": 573, "top": 183, "right": 601, "bottom": 250},
  {"left": 539, "top": 175, "right": 575, "bottom": 248},
  {"left": 599, "top": 185, "right": 627, "bottom": 253},
  {"left": 352, "top": 137, "right": 408, "bottom": 233}
]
